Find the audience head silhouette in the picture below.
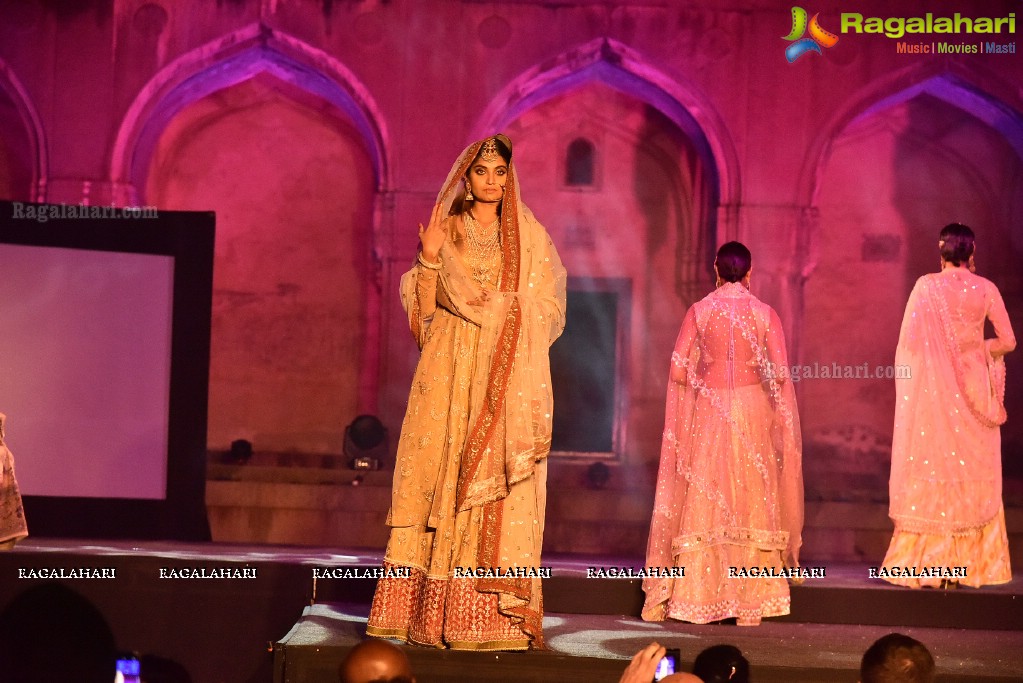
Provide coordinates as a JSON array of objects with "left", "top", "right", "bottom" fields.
[
  {"left": 339, "top": 639, "right": 416, "bottom": 683},
  {"left": 0, "top": 582, "right": 117, "bottom": 683},
  {"left": 692, "top": 644, "right": 750, "bottom": 683},
  {"left": 860, "top": 633, "right": 935, "bottom": 683}
]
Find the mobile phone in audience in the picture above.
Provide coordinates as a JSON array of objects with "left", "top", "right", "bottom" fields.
[
  {"left": 115, "top": 653, "right": 141, "bottom": 683},
  {"left": 654, "top": 647, "right": 681, "bottom": 681}
]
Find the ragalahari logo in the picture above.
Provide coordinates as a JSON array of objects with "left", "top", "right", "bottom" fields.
[{"left": 783, "top": 7, "right": 839, "bottom": 62}]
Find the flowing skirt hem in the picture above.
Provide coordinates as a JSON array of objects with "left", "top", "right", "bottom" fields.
[
  {"left": 641, "top": 540, "right": 792, "bottom": 627},
  {"left": 367, "top": 563, "right": 542, "bottom": 650},
  {"left": 881, "top": 504, "right": 1011, "bottom": 588},
  {"left": 664, "top": 594, "right": 790, "bottom": 626}
]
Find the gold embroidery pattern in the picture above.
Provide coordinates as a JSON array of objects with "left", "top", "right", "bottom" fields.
[
  {"left": 366, "top": 562, "right": 536, "bottom": 650},
  {"left": 666, "top": 593, "right": 790, "bottom": 627},
  {"left": 499, "top": 172, "right": 521, "bottom": 292},
  {"left": 409, "top": 275, "right": 423, "bottom": 348},
  {"left": 925, "top": 276, "right": 1006, "bottom": 427},
  {"left": 366, "top": 562, "right": 428, "bottom": 643},
  {"left": 476, "top": 499, "right": 544, "bottom": 648},
  {"left": 456, "top": 299, "right": 522, "bottom": 511}
]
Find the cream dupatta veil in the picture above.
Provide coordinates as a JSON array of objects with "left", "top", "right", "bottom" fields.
[
  {"left": 642, "top": 283, "right": 803, "bottom": 625},
  {"left": 367, "top": 136, "right": 566, "bottom": 649}
]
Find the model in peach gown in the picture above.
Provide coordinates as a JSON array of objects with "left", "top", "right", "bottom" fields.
[
  {"left": 882, "top": 224, "right": 1015, "bottom": 588},
  {"left": 642, "top": 242, "right": 803, "bottom": 625}
]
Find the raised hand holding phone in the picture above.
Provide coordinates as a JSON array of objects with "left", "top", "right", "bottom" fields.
[{"left": 618, "top": 642, "right": 666, "bottom": 683}]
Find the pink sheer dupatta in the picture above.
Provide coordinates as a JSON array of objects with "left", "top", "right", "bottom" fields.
[
  {"left": 889, "top": 272, "right": 1011, "bottom": 537},
  {"left": 642, "top": 283, "right": 803, "bottom": 624}
]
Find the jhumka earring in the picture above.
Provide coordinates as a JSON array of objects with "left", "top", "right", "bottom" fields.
[
  {"left": 464, "top": 178, "right": 473, "bottom": 202},
  {"left": 968, "top": 253, "right": 976, "bottom": 273}
]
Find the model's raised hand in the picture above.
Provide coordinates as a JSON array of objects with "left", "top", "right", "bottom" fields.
[{"left": 419, "top": 202, "right": 446, "bottom": 263}]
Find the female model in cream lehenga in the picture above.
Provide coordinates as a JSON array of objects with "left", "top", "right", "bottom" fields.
[
  {"left": 642, "top": 242, "right": 803, "bottom": 626},
  {"left": 366, "top": 135, "right": 566, "bottom": 649},
  {"left": 882, "top": 223, "right": 1015, "bottom": 588},
  {"left": 0, "top": 413, "right": 28, "bottom": 549}
]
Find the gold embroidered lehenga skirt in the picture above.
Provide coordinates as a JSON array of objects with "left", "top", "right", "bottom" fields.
[
  {"left": 882, "top": 506, "right": 1011, "bottom": 588},
  {"left": 0, "top": 439, "right": 28, "bottom": 548},
  {"left": 366, "top": 312, "right": 546, "bottom": 650}
]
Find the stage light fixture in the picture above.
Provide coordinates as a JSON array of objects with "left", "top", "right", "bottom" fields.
[
  {"left": 229, "top": 439, "right": 253, "bottom": 464},
  {"left": 586, "top": 461, "right": 611, "bottom": 489},
  {"left": 344, "top": 415, "right": 387, "bottom": 470}
]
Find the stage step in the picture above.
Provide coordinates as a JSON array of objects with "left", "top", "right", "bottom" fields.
[
  {"left": 309, "top": 555, "right": 1023, "bottom": 632},
  {"left": 204, "top": 452, "right": 1023, "bottom": 565}
]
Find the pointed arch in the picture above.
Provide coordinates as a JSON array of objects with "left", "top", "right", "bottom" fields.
[
  {"left": 474, "top": 38, "right": 738, "bottom": 213},
  {"left": 798, "top": 62, "right": 1023, "bottom": 209},
  {"left": 109, "top": 24, "right": 390, "bottom": 203},
  {"left": 0, "top": 58, "right": 47, "bottom": 201},
  {"left": 109, "top": 25, "right": 391, "bottom": 415}
]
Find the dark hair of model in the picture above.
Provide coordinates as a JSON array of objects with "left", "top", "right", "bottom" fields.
[
  {"left": 938, "top": 222, "right": 975, "bottom": 266},
  {"left": 715, "top": 241, "right": 752, "bottom": 283}
]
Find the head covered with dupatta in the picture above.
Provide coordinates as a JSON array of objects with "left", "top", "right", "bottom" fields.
[{"left": 398, "top": 133, "right": 567, "bottom": 516}]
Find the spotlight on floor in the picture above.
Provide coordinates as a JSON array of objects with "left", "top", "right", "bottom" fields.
[{"left": 344, "top": 415, "right": 387, "bottom": 471}]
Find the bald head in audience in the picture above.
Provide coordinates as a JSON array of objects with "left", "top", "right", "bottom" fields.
[
  {"left": 860, "top": 633, "right": 935, "bottom": 683},
  {"left": 338, "top": 639, "right": 415, "bottom": 683},
  {"left": 661, "top": 674, "right": 702, "bottom": 682}
]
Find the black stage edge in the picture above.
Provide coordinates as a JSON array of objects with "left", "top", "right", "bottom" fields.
[
  {"left": 290, "top": 554, "right": 1023, "bottom": 683},
  {"left": 3, "top": 542, "right": 1021, "bottom": 683},
  {"left": 274, "top": 603, "right": 1023, "bottom": 683},
  {"left": 535, "top": 576, "right": 1023, "bottom": 631},
  {"left": 311, "top": 560, "right": 1023, "bottom": 632},
  {"left": 0, "top": 540, "right": 340, "bottom": 683}
]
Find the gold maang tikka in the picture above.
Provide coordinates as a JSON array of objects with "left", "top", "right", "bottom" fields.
[{"left": 479, "top": 137, "right": 500, "bottom": 162}]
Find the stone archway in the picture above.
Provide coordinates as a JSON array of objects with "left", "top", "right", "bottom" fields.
[
  {"left": 0, "top": 58, "right": 46, "bottom": 201},
  {"left": 110, "top": 27, "right": 391, "bottom": 451},
  {"left": 798, "top": 69, "right": 1023, "bottom": 505}
]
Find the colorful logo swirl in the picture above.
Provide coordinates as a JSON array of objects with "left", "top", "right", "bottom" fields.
[{"left": 783, "top": 7, "right": 839, "bottom": 62}]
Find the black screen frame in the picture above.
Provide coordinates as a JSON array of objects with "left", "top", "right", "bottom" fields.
[{"left": 0, "top": 200, "right": 214, "bottom": 540}]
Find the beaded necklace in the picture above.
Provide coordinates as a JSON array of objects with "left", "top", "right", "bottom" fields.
[{"left": 463, "top": 211, "right": 502, "bottom": 284}]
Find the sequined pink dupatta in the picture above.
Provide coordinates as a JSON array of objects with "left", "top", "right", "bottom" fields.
[
  {"left": 889, "top": 275, "right": 1007, "bottom": 535},
  {"left": 643, "top": 284, "right": 803, "bottom": 618}
]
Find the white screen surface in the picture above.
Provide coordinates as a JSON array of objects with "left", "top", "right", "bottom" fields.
[{"left": 0, "top": 243, "right": 173, "bottom": 499}]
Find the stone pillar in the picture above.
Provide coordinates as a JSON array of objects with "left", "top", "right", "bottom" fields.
[
  {"left": 733, "top": 203, "right": 816, "bottom": 364},
  {"left": 358, "top": 188, "right": 395, "bottom": 416}
]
